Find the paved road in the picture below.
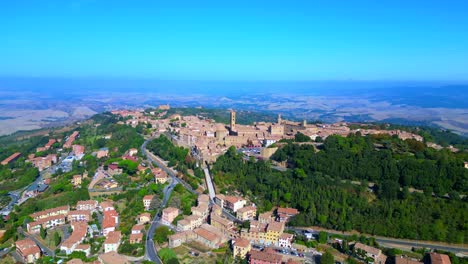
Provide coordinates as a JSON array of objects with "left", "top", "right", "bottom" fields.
[
  {"left": 288, "top": 227, "right": 468, "bottom": 255},
  {"left": 145, "top": 174, "right": 179, "bottom": 263},
  {"left": 142, "top": 138, "right": 191, "bottom": 263},
  {"left": 203, "top": 167, "right": 216, "bottom": 201}
]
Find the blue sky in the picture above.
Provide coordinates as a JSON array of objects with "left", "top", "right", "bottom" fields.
[{"left": 1, "top": 0, "right": 468, "bottom": 81}]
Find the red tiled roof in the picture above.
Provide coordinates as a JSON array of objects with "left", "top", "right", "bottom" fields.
[
  {"left": 430, "top": 253, "right": 451, "bottom": 264},
  {"left": 105, "top": 231, "right": 122, "bottom": 244},
  {"left": 249, "top": 249, "right": 282, "bottom": 263},
  {"left": 277, "top": 207, "right": 299, "bottom": 216}
]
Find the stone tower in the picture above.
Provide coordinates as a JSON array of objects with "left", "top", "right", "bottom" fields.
[
  {"left": 230, "top": 110, "right": 236, "bottom": 131},
  {"left": 277, "top": 114, "right": 282, "bottom": 124}
]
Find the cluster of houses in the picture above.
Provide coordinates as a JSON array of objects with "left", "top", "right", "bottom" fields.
[{"left": 18, "top": 199, "right": 125, "bottom": 262}]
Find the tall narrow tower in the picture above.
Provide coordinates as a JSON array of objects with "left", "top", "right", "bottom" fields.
[
  {"left": 230, "top": 110, "right": 236, "bottom": 131},
  {"left": 277, "top": 114, "right": 282, "bottom": 124}
]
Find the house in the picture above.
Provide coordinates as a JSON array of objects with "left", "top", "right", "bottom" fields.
[
  {"left": 60, "top": 222, "right": 88, "bottom": 255},
  {"left": 394, "top": 256, "right": 423, "bottom": 264},
  {"left": 215, "top": 194, "right": 247, "bottom": 212},
  {"left": 64, "top": 131, "right": 79, "bottom": 148},
  {"left": 72, "top": 175, "right": 82, "bottom": 187},
  {"left": 153, "top": 167, "right": 168, "bottom": 184},
  {"left": 162, "top": 207, "right": 179, "bottom": 225},
  {"left": 68, "top": 210, "right": 91, "bottom": 222},
  {"left": 143, "top": 195, "right": 154, "bottom": 210},
  {"left": 29, "top": 205, "right": 64, "bottom": 222},
  {"left": 73, "top": 145, "right": 85, "bottom": 156},
  {"left": 103, "top": 210, "right": 119, "bottom": 235},
  {"left": 168, "top": 230, "right": 196, "bottom": 248},
  {"left": 240, "top": 221, "right": 285, "bottom": 246},
  {"left": 16, "top": 238, "right": 41, "bottom": 263},
  {"left": 107, "top": 164, "right": 123, "bottom": 176},
  {"left": 237, "top": 206, "right": 257, "bottom": 221},
  {"left": 233, "top": 238, "right": 251, "bottom": 259},
  {"left": 36, "top": 139, "right": 56, "bottom": 152},
  {"left": 129, "top": 233, "right": 143, "bottom": 244},
  {"left": 131, "top": 224, "right": 145, "bottom": 234},
  {"left": 191, "top": 203, "right": 209, "bottom": 219},
  {"left": 27, "top": 215, "right": 67, "bottom": 233},
  {"left": 249, "top": 248, "right": 282, "bottom": 264},
  {"left": 97, "top": 148, "right": 109, "bottom": 159},
  {"left": 210, "top": 213, "right": 234, "bottom": 236},
  {"left": 98, "top": 251, "right": 129, "bottom": 264},
  {"left": 278, "top": 233, "right": 294, "bottom": 248},
  {"left": 193, "top": 224, "right": 225, "bottom": 249},
  {"left": 429, "top": 253, "right": 451, "bottom": 264},
  {"left": 1, "top": 152, "right": 21, "bottom": 166},
  {"left": 74, "top": 244, "right": 91, "bottom": 257},
  {"left": 76, "top": 200, "right": 98, "bottom": 212},
  {"left": 354, "top": 242, "right": 387, "bottom": 264},
  {"left": 276, "top": 207, "right": 299, "bottom": 222},
  {"left": 104, "top": 231, "right": 122, "bottom": 253},
  {"left": 122, "top": 155, "right": 138, "bottom": 163},
  {"left": 28, "top": 154, "right": 57, "bottom": 171},
  {"left": 177, "top": 215, "right": 204, "bottom": 231},
  {"left": 138, "top": 212, "right": 151, "bottom": 224},
  {"left": 100, "top": 201, "right": 115, "bottom": 212},
  {"left": 258, "top": 212, "right": 273, "bottom": 223},
  {"left": 128, "top": 148, "right": 138, "bottom": 156}
]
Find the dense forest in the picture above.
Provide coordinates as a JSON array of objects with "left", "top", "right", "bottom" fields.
[
  {"left": 272, "top": 133, "right": 467, "bottom": 196},
  {"left": 212, "top": 142, "right": 468, "bottom": 243}
]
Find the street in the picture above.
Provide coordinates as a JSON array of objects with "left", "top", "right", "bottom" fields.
[
  {"left": 287, "top": 227, "right": 468, "bottom": 255},
  {"left": 141, "top": 138, "right": 187, "bottom": 263}
]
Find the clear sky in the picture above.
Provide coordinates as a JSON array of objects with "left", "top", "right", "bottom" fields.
[{"left": 1, "top": 0, "right": 468, "bottom": 81}]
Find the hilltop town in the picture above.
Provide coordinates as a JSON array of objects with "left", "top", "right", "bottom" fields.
[{"left": 0, "top": 105, "right": 465, "bottom": 264}]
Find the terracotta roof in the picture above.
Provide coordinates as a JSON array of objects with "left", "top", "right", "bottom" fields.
[
  {"left": 131, "top": 224, "right": 145, "bottom": 232},
  {"left": 430, "top": 253, "right": 451, "bottom": 264},
  {"left": 280, "top": 233, "right": 294, "bottom": 240},
  {"left": 277, "top": 207, "right": 299, "bottom": 215},
  {"left": 69, "top": 210, "right": 91, "bottom": 216},
  {"left": 249, "top": 249, "right": 282, "bottom": 263},
  {"left": 194, "top": 227, "right": 218, "bottom": 241},
  {"left": 395, "top": 256, "right": 423, "bottom": 264},
  {"left": 1, "top": 152, "right": 21, "bottom": 165},
  {"left": 139, "top": 212, "right": 151, "bottom": 218},
  {"left": 143, "top": 195, "right": 154, "bottom": 201},
  {"left": 29, "top": 214, "right": 66, "bottom": 228},
  {"left": 61, "top": 222, "right": 88, "bottom": 249},
  {"left": 237, "top": 205, "right": 256, "bottom": 213},
  {"left": 30, "top": 205, "right": 69, "bottom": 219},
  {"left": 234, "top": 238, "right": 251, "bottom": 248},
  {"left": 354, "top": 243, "right": 381, "bottom": 256},
  {"left": 224, "top": 195, "right": 243, "bottom": 204},
  {"left": 267, "top": 221, "right": 284, "bottom": 233},
  {"left": 103, "top": 210, "right": 119, "bottom": 229},
  {"left": 130, "top": 233, "right": 143, "bottom": 241},
  {"left": 76, "top": 200, "right": 98, "bottom": 208},
  {"left": 105, "top": 231, "right": 122, "bottom": 244},
  {"left": 75, "top": 244, "right": 90, "bottom": 250},
  {"left": 100, "top": 201, "right": 114, "bottom": 210},
  {"left": 98, "top": 251, "right": 129, "bottom": 264},
  {"left": 163, "top": 207, "right": 179, "bottom": 215},
  {"left": 16, "top": 238, "right": 40, "bottom": 256}
]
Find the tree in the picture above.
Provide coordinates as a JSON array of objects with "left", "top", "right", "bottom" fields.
[
  {"left": 153, "top": 226, "right": 174, "bottom": 244},
  {"left": 54, "top": 231, "right": 61, "bottom": 246},
  {"left": 295, "top": 132, "right": 312, "bottom": 142},
  {"left": 321, "top": 251, "right": 335, "bottom": 264},
  {"left": 40, "top": 225, "right": 46, "bottom": 239},
  {"left": 318, "top": 231, "right": 328, "bottom": 244}
]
